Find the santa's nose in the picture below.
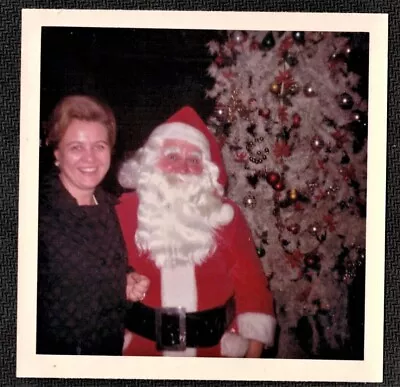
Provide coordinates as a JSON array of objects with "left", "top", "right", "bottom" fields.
[{"left": 180, "top": 161, "right": 190, "bottom": 174}]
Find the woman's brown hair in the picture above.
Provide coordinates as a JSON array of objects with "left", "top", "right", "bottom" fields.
[{"left": 45, "top": 95, "right": 117, "bottom": 149}]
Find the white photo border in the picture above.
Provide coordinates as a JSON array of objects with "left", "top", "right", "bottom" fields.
[{"left": 17, "top": 9, "right": 388, "bottom": 382}]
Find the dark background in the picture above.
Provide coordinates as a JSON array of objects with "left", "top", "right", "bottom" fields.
[{"left": 1, "top": 1, "right": 399, "bottom": 387}]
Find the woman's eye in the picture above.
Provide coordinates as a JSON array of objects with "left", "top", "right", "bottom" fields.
[
  {"left": 70, "top": 145, "right": 82, "bottom": 151},
  {"left": 95, "top": 144, "right": 106, "bottom": 150}
]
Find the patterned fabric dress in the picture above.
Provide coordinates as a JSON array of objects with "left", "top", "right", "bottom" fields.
[{"left": 36, "top": 171, "right": 129, "bottom": 355}]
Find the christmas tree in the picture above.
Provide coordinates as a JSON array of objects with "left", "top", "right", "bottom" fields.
[{"left": 206, "top": 31, "right": 368, "bottom": 359}]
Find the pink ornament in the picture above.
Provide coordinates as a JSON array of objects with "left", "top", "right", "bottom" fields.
[
  {"left": 248, "top": 98, "right": 257, "bottom": 111},
  {"left": 234, "top": 151, "right": 248, "bottom": 162}
]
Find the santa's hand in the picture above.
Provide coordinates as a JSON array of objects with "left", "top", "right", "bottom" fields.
[
  {"left": 245, "top": 339, "right": 264, "bottom": 358},
  {"left": 126, "top": 272, "right": 150, "bottom": 302}
]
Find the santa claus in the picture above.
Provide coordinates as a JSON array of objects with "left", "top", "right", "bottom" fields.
[{"left": 116, "top": 106, "right": 276, "bottom": 358}]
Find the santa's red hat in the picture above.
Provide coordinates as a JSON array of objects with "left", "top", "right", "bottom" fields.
[{"left": 119, "top": 106, "right": 228, "bottom": 188}]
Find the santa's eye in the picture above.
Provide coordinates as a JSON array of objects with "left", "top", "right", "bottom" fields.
[
  {"left": 187, "top": 157, "right": 200, "bottom": 164},
  {"left": 167, "top": 153, "right": 180, "bottom": 161}
]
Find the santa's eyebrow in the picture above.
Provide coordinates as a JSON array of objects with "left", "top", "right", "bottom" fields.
[
  {"left": 189, "top": 151, "right": 202, "bottom": 158},
  {"left": 163, "top": 146, "right": 181, "bottom": 155}
]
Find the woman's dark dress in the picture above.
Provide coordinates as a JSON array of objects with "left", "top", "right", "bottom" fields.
[{"left": 36, "top": 173, "right": 130, "bottom": 355}]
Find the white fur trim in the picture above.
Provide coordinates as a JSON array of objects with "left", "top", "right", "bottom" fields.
[
  {"left": 150, "top": 122, "right": 211, "bottom": 160},
  {"left": 118, "top": 157, "right": 140, "bottom": 189},
  {"left": 123, "top": 330, "right": 133, "bottom": 353},
  {"left": 209, "top": 202, "right": 234, "bottom": 226},
  {"left": 237, "top": 313, "right": 276, "bottom": 348},
  {"left": 220, "top": 332, "right": 249, "bottom": 357},
  {"left": 161, "top": 263, "right": 198, "bottom": 356}
]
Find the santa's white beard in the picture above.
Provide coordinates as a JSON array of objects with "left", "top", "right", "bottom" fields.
[{"left": 135, "top": 167, "right": 233, "bottom": 268}]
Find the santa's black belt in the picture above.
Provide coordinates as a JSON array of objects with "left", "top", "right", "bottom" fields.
[{"left": 125, "top": 296, "right": 236, "bottom": 351}]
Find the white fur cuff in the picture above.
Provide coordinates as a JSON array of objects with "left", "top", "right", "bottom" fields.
[
  {"left": 220, "top": 332, "right": 249, "bottom": 357},
  {"left": 237, "top": 313, "right": 276, "bottom": 348},
  {"left": 123, "top": 330, "right": 133, "bottom": 353},
  {"left": 118, "top": 157, "right": 140, "bottom": 189}
]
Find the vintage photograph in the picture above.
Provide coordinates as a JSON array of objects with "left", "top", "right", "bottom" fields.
[{"left": 17, "top": 9, "right": 387, "bottom": 382}]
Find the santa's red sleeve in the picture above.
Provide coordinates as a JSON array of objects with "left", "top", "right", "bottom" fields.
[{"left": 223, "top": 200, "right": 276, "bottom": 352}]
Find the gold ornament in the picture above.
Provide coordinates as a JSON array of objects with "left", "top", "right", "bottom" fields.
[
  {"left": 270, "top": 82, "right": 280, "bottom": 94},
  {"left": 288, "top": 188, "right": 298, "bottom": 201}
]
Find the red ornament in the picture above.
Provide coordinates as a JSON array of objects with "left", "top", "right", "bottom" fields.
[
  {"left": 332, "top": 129, "right": 349, "bottom": 147},
  {"left": 266, "top": 171, "right": 280, "bottom": 185},
  {"left": 273, "top": 180, "right": 285, "bottom": 191},
  {"left": 292, "top": 113, "right": 301, "bottom": 128},
  {"left": 215, "top": 55, "right": 224, "bottom": 66},
  {"left": 287, "top": 223, "right": 300, "bottom": 234},
  {"left": 258, "top": 108, "right": 271, "bottom": 119},
  {"left": 294, "top": 202, "right": 304, "bottom": 211},
  {"left": 250, "top": 38, "right": 260, "bottom": 50}
]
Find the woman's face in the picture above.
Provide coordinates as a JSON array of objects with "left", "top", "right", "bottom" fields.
[{"left": 54, "top": 119, "right": 111, "bottom": 199}]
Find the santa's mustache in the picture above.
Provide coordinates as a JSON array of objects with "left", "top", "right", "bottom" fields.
[{"left": 140, "top": 168, "right": 215, "bottom": 206}]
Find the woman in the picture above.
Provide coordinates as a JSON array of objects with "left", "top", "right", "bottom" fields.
[{"left": 36, "top": 95, "right": 149, "bottom": 355}]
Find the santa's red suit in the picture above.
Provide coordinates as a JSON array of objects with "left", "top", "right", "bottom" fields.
[{"left": 116, "top": 106, "right": 276, "bottom": 357}]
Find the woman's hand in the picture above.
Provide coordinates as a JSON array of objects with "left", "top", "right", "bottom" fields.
[
  {"left": 126, "top": 272, "right": 150, "bottom": 302},
  {"left": 245, "top": 339, "right": 264, "bottom": 358}
]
